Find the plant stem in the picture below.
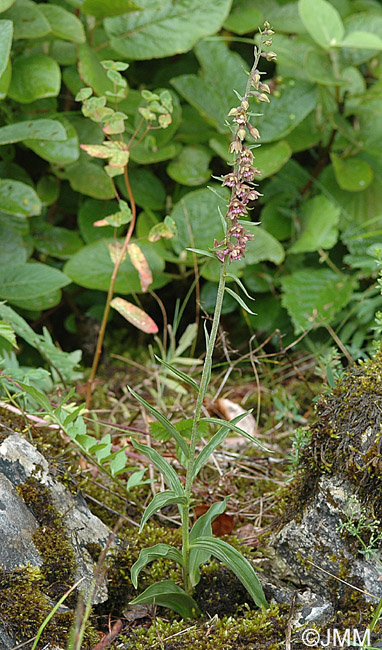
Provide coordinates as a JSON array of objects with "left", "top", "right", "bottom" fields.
[
  {"left": 86, "top": 166, "right": 136, "bottom": 410},
  {"left": 181, "top": 255, "right": 229, "bottom": 592}
]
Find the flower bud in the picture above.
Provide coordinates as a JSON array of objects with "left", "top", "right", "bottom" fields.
[
  {"left": 259, "top": 82, "right": 271, "bottom": 94},
  {"left": 237, "top": 127, "right": 246, "bottom": 141},
  {"left": 241, "top": 99, "right": 249, "bottom": 111},
  {"left": 265, "top": 51, "right": 277, "bottom": 62},
  {"left": 228, "top": 107, "right": 239, "bottom": 116},
  {"left": 264, "top": 39, "right": 272, "bottom": 46},
  {"left": 248, "top": 125, "right": 260, "bottom": 140}
]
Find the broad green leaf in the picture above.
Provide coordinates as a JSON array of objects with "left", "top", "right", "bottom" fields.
[
  {"left": 82, "top": 0, "right": 140, "bottom": 18},
  {"left": 167, "top": 145, "right": 212, "bottom": 186},
  {"left": 77, "top": 43, "right": 115, "bottom": 97},
  {"left": 0, "top": 20, "right": 12, "bottom": 78},
  {"left": 0, "top": 0, "right": 15, "bottom": 11},
  {"left": 36, "top": 175, "right": 60, "bottom": 205},
  {"left": 170, "top": 186, "right": 230, "bottom": 255},
  {"left": 289, "top": 195, "right": 340, "bottom": 253},
  {"left": 104, "top": 0, "right": 232, "bottom": 60},
  {"left": 338, "top": 30, "right": 382, "bottom": 50},
  {"left": 0, "top": 57, "right": 10, "bottom": 99},
  {"left": 2, "top": 0, "right": 50, "bottom": 39},
  {"left": 130, "top": 580, "right": 200, "bottom": 618},
  {"left": 201, "top": 281, "right": 238, "bottom": 315},
  {"left": 8, "top": 55, "right": 61, "bottom": 103},
  {"left": 127, "top": 243, "right": 152, "bottom": 292},
  {"left": 305, "top": 49, "right": 343, "bottom": 85},
  {"left": 116, "top": 168, "right": 166, "bottom": 210},
  {"left": 330, "top": 153, "right": 374, "bottom": 192},
  {"left": 281, "top": 269, "right": 356, "bottom": 333},
  {"left": 285, "top": 111, "right": 321, "bottom": 153},
  {"left": 33, "top": 226, "right": 82, "bottom": 259},
  {"left": 149, "top": 216, "right": 176, "bottom": 242},
  {"left": 244, "top": 227, "right": 285, "bottom": 265},
  {"left": 64, "top": 238, "right": 166, "bottom": 293},
  {"left": 189, "top": 537, "right": 268, "bottom": 609},
  {"left": 139, "top": 492, "right": 187, "bottom": 532},
  {"left": 131, "top": 544, "right": 184, "bottom": 587},
  {"left": 0, "top": 119, "right": 66, "bottom": 144},
  {"left": 340, "top": 12, "right": 382, "bottom": 65},
  {"left": 0, "top": 179, "right": 41, "bottom": 217},
  {"left": 26, "top": 116, "right": 79, "bottom": 165},
  {"left": 111, "top": 297, "right": 158, "bottom": 334},
  {"left": 0, "top": 320, "right": 16, "bottom": 347},
  {"left": 129, "top": 141, "right": 181, "bottom": 165},
  {"left": 58, "top": 155, "right": 114, "bottom": 199},
  {"left": 223, "top": 1, "right": 262, "bottom": 35},
  {"left": 171, "top": 40, "right": 249, "bottom": 134},
  {"left": 255, "top": 80, "right": 317, "bottom": 143},
  {"left": 0, "top": 263, "right": 70, "bottom": 307},
  {"left": 252, "top": 0, "right": 306, "bottom": 33},
  {"left": 247, "top": 141, "right": 291, "bottom": 179},
  {"left": 128, "top": 388, "right": 189, "bottom": 458},
  {"left": 39, "top": 4, "right": 85, "bottom": 43},
  {"left": 189, "top": 499, "right": 227, "bottom": 586},
  {"left": 193, "top": 413, "right": 250, "bottom": 480},
  {"left": 298, "top": 0, "right": 344, "bottom": 48},
  {"left": 268, "top": 33, "right": 314, "bottom": 82},
  {"left": 78, "top": 199, "right": 122, "bottom": 243},
  {"left": 225, "top": 287, "right": 256, "bottom": 315},
  {"left": 0, "top": 222, "right": 27, "bottom": 265},
  {"left": 201, "top": 416, "right": 269, "bottom": 452},
  {"left": 154, "top": 356, "right": 199, "bottom": 392},
  {"left": 131, "top": 439, "right": 184, "bottom": 494}
]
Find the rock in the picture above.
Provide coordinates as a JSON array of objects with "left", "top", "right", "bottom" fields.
[
  {"left": 0, "top": 428, "right": 114, "bottom": 648},
  {"left": 271, "top": 352, "right": 382, "bottom": 608}
]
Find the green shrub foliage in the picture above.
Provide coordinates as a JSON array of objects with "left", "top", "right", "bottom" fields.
[{"left": 1, "top": 0, "right": 382, "bottom": 354}]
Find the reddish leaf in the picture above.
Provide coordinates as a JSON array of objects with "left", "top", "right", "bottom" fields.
[
  {"left": 194, "top": 504, "right": 235, "bottom": 537},
  {"left": 111, "top": 297, "right": 158, "bottom": 334},
  {"left": 127, "top": 242, "right": 152, "bottom": 292}
]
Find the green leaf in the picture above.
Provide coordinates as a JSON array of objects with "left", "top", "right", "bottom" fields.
[
  {"left": 338, "top": 30, "right": 382, "bottom": 50},
  {"left": 248, "top": 141, "right": 292, "bottom": 179},
  {"left": 281, "top": 269, "right": 356, "bottom": 333},
  {"left": 129, "top": 141, "right": 181, "bottom": 165},
  {"left": 0, "top": 263, "right": 70, "bottom": 307},
  {"left": 128, "top": 387, "right": 189, "bottom": 458},
  {"left": 225, "top": 287, "right": 256, "bottom": 315},
  {"left": 244, "top": 227, "right": 285, "bottom": 265},
  {"left": 0, "top": 320, "right": 16, "bottom": 347},
  {"left": 33, "top": 226, "right": 82, "bottom": 259},
  {"left": 16, "top": 381, "right": 52, "bottom": 413},
  {"left": 330, "top": 153, "right": 374, "bottom": 192},
  {"left": 39, "top": 4, "right": 85, "bottom": 43},
  {"left": 117, "top": 168, "right": 166, "bottom": 210},
  {"left": 104, "top": 0, "right": 232, "bottom": 60},
  {"left": 0, "top": 119, "right": 66, "bottom": 144},
  {"left": 58, "top": 155, "right": 114, "bottom": 199},
  {"left": 77, "top": 43, "right": 115, "bottom": 97},
  {"left": 2, "top": 0, "right": 50, "bottom": 39},
  {"left": 131, "top": 439, "right": 184, "bottom": 494},
  {"left": 0, "top": 20, "right": 12, "bottom": 78},
  {"left": 8, "top": 54, "right": 61, "bottom": 103},
  {"left": 0, "top": 222, "right": 27, "bottom": 265},
  {"left": 298, "top": 0, "right": 344, "bottom": 48},
  {"left": 189, "top": 537, "right": 268, "bottom": 609},
  {"left": 186, "top": 248, "right": 216, "bottom": 260},
  {"left": 0, "top": 0, "right": 15, "bottom": 11},
  {"left": 139, "top": 491, "right": 187, "bottom": 532},
  {"left": 78, "top": 199, "right": 122, "bottom": 243},
  {"left": 193, "top": 413, "right": 250, "bottom": 480},
  {"left": 223, "top": 0, "right": 262, "bottom": 35},
  {"left": 64, "top": 238, "right": 166, "bottom": 293},
  {"left": 200, "top": 416, "right": 269, "bottom": 452},
  {"left": 289, "top": 195, "right": 340, "bottom": 253},
  {"left": 189, "top": 499, "right": 228, "bottom": 586},
  {"left": 131, "top": 544, "right": 185, "bottom": 588},
  {"left": 130, "top": 580, "right": 200, "bottom": 618},
  {"left": 167, "top": 145, "right": 212, "bottom": 186},
  {"left": 0, "top": 179, "right": 41, "bottom": 217},
  {"left": 226, "top": 273, "right": 255, "bottom": 302},
  {"left": 82, "top": 0, "right": 140, "bottom": 18},
  {"left": 154, "top": 356, "right": 199, "bottom": 392},
  {"left": 304, "top": 49, "right": 343, "bottom": 85},
  {"left": 110, "top": 297, "right": 158, "bottom": 334},
  {"left": 26, "top": 116, "right": 79, "bottom": 165},
  {"left": 256, "top": 80, "right": 317, "bottom": 143},
  {"left": 170, "top": 186, "right": 230, "bottom": 255}
]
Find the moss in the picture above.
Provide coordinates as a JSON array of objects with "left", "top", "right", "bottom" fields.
[{"left": 0, "top": 566, "right": 98, "bottom": 648}]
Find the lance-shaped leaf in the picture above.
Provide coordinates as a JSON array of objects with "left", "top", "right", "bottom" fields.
[
  {"left": 189, "top": 537, "right": 268, "bottom": 609},
  {"left": 130, "top": 580, "right": 200, "bottom": 618},
  {"left": 131, "top": 439, "right": 184, "bottom": 494},
  {"left": 132, "top": 544, "right": 184, "bottom": 588},
  {"left": 127, "top": 243, "right": 152, "bottom": 292},
  {"left": 139, "top": 490, "right": 187, "bottom": 532},
  {"left": 154, "top": 356, "right": 199, "bottom": 392},
  {"left": 193, "top": 412, "right": 250, "bottom": 480},
  {"left": 200, "top": 417, "right": 270, "bottom": 452},
  {"left": 111, "top": 297, "right": 158, "bottom": 334},
  {"left": 225, "top": 287, "right": 256, "bottom": 315},
  {"left": 189, "top": 499, "right": 227, "bottom": 586},
  {"left": 128, "top": 387, "right": 189, "bottom": 458}
]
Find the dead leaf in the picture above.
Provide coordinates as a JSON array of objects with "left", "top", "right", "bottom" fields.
[
  {"left": 194, "top": 504, "right": 235, "bottom": 537},
  {"left": 127, "top": 243, "right": 152, "bottom": 292},
  {"left": 111, "top": 297, "right": 158, "bottom": 334}
]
